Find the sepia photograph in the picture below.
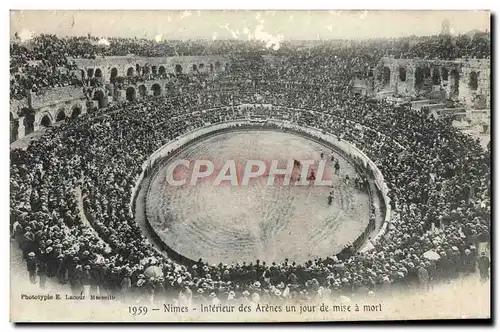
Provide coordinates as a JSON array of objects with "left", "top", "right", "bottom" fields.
[{"left": 8, "top": 9, "right": 491, "bottom": 322}]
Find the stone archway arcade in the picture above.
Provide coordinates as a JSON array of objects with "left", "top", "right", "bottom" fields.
[
  {"left": 175, "top": 64, "right": 183, "bottom": 75},
  {"left": 71, "top": 55, "right": 231, "bottom": 87},
  {"left": 110, "top": 67, "right": 118, "bottom": 83},
  {"left": 10, "top": 112, "right": 18, "bottom": 143},
  {"left": 39, "top": 112, "right": 52, "bottom": 127},
  {"left": 151, "top": 83, "right": 162, "bottom": 96},
  {"left": 117, "top": 79, "right": 184, "bottom": 101},
  {"left": 126, "top": 86, "right": 137, "bottom": 101},
  {"left": 56, "top": 109, "right": 66, "bottom": 122},
  {"left": 71, "top": 106, "right": 82, "bottom": 119},
  {"left": 469, "top": 71, "right": 479, "bottom": 90},
  {"left": 398, "top": 67, "right": 407, "bottom": 82},
  {"left": 10, "top": 101, "right": 88, "bottom": 141},
  {"left": 376, "top": 57, "right": 489, "bottom": 107},
  {"left": 93, "top": 89, "right": 107, "bottom": 109},
  {"left": 382, "top": 67, "right": 391, "bottom": 85},
  {"left": 139, "top": 85, "right": 147, "bottom": 98}
]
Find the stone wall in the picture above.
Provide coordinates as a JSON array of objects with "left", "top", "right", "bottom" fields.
[
  {"left": 10, "top": 98, "right": 29, "bottom": 120},
  {"left": 34, "top": 98, "right": 87, "bottom": 131},
  {"left": 376, "top": 57, "right": 490, "bottom": 109},
  {"left": 110, "top": 78, "right": 188, "bottom": 103},
  {"left": 30, "top": 86, "right": 85, "bottom": 109},
  {"left": 10, "top": 55, "right": 230, "bottom": 142},
  {"left": 28, "top": 86, "right": 88, "bottom": 131},
  {"left": 458, "top": 59, "right": 491, "bottom": 109},
  {"left": 68, "top": 55, "right": 231, "bottom": 83}
]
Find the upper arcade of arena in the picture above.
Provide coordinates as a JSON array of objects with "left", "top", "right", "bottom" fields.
[{"left": 10, "top": 32, "right": 491, "bottom": 142}]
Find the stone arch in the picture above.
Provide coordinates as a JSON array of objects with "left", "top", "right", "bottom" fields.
[
  {"left": 175, "top": 64, "right": 183, "bottom": 74},
  {"left": 110, "top": 67, "right": 118, "bottom": 82},
  {"left": 152, "top": 66, "right": 158, "bottom": 75},
  {"left": 382, "top": 66, "right": 391, "bottom": 85},
  {"left": 126, "top": 67, "right": 134, "bottom": 77},
  {"left": 165, "top": 82, "right": 175, "bottom": 94},
  {"left": 71, "top": 105, "right": 82, "bottom": 119},
  {"left": 139, "top": 84, "right": 147, "bottom": 98},
  {"left": 56, "top": 109, "right": 66, "bottom": 122},
  {"left": 432, "top": 68, "right": 441, "bottom": 85},
  {"left": 209, "top": 63, "right": 214, "bottom": 72},
  {"left": 151, "top": 83, "right": 162, "bottom": 96},
  {"left": 450, "top": 69, "right": 460, "bottom": 96},
  {"left": 469, "top": 71, "right": 478, "bottom": 90},
  {"left": 40, "top": 113, "right": 52, "bottom": 128},
  {"left": 215, "top": 61, "right": 221, "bottom": 71},
  {"left": 192, "top": 64, "right": 198, "bottom": 72},
  {"left": 23, "top": 109, "right": 35, "bottom": 135},
  {"left": 415, "top": 67, "right": 424, "bottom": 86},
  {"left": 473, "top": 94, "right": 487, "bottom": 109},
  {"left": 441, "top": 68, "right": 449, "bottom": 81},
  {"left": 422, "top": 67, "right": 431, "bottom": 78},
  {"left": 126, "top": 86, "right": 137, "bottom": 101},
  {"left": 144, "top": 65, "right": 151, "bottom": 75},
  {"left": 94, "top": 68, "right": 102, "bottom": 78},
  {"left": 136, "top": 63, "right": 141, "bottom": 75},
  {"left": 87, "top": 68, "right": 94, "bottom": 78},
  {"left": 399, "top": 67, "right": 407, "bottom": 82},
  {"left": 93, "top": 89, "right": 106, "bottom": 108},
  {"left": 159, "top": 66, "right": 166, "bottom": 76},
  {"left": 10, "top": 112, "right": 19, "bottom": 142},
  {"left": 199, "top": 63, "right": 205, "bottom": 71}
]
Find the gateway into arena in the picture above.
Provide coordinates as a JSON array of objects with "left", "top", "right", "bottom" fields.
[{"left": 143, "top": 129, "right": 375, "bottom": 265}]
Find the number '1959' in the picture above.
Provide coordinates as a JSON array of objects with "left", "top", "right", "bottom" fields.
[{"left": 128, "top": 306, "right": 148, "bottom": 316}]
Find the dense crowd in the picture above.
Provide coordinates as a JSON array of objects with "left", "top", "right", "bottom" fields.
[
  {"left": 10, "top": 32, "right": 490, "bottom": 305},
  {"left": 10, "top": 31, "right": 490, "bottom": 100},
  {"left": 11, "top": 79, "right": 490, "bottom": 306}
]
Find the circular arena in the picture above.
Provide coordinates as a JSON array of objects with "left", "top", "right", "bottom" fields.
[{"left": 144, "top": 128, "right": 373, "bottom": 265}]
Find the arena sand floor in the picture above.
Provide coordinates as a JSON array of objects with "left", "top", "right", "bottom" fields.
[{"left": 145, "top": 130, "right": 371, "bottom": 265}]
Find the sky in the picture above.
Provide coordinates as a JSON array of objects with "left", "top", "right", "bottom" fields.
[{"left": 10, "top": 10, "right": 490, "bottom": 41}]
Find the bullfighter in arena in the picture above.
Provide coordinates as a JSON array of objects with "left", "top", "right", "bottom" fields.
[{"left": 334, "top": 160, "right": 340, "bottom": 175}]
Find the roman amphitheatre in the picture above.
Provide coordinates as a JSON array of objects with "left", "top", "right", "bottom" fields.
[{"left": 10, "top": 14, "right": 490, "bottom": 321}]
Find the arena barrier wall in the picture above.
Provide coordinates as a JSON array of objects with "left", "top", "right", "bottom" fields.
[
  {"left": 131, "top": 109, "right": 392, "bottom": 263},
  {"left": 260, "top": 117, "right": 392, "bottom": 248}
]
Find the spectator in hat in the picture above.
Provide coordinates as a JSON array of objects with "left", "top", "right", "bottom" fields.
[
  {"left": 71, "top": 265, "right": 84, "bottom": 296},
  {"left": 56, "top": 254, "right": 67, "bottom": 284},
  {"left": 193, "top": 288, "right": 207, "bottom": 304},
  {"left": 82, "top": 265, "right": 92, "bottom": 298},
  {"left": 179, "top": 284, "right": 192, "bottom": 307},
  {"left": 478, "top": 252, "right": 490, "bottom": 282},
  {"left": 27, "top": 252, "right": 38, "bottom": 284}
]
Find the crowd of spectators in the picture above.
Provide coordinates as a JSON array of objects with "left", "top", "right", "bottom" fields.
[
  {"left": 10, "top": 35, "right": 84, "bottom": 100},
  {"left": 11, "top": 69, "right": 490, "bottom": 306},
  {"left": 10, "top": 32, "right": 490, "bottom": 100},
  {"left": 10, "top": 32, "right": 490, "bottom": 305}
]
